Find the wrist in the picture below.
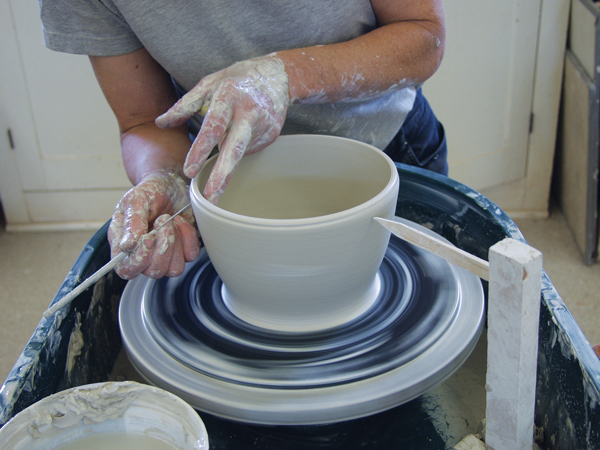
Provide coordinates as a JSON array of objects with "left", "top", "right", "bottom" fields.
[{"left": 139, "top": 167, "right": 189, "bottom": 185}]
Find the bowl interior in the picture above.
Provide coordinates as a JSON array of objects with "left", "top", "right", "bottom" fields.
[{"left": 195, "top": 135, "right": 394, "bottom": 220}]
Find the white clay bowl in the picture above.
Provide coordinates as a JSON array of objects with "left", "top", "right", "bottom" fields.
[{"left": 190, "top": 134, "right": 399, "bottom": 332}]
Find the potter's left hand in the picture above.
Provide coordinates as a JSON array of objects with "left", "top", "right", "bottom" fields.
[
  {"left": 108, "top": 170, "right": 200, "bottom": 280},
  {"left": 155, "top": 55, "right": 290, "bottom": 204}
]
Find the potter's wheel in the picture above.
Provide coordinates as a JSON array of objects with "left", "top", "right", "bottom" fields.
[{"left": 119, "top": 219, "right": 484, "bottom": 425}]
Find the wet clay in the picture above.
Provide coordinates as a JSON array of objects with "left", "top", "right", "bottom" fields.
[{"left": 191, "top": 135, "right": 399, "bottom": 332}]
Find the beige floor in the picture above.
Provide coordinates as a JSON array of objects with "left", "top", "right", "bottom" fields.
[{"left": 0, "top": 205, "right": 599, "bottom": 385}]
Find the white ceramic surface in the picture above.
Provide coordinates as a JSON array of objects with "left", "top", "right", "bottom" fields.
[
  {"left": 0, "top": 381, "right": 208, "bottom": 449},
  {"left": 191, "top": 135, "right": 399, "bottom": 332}
]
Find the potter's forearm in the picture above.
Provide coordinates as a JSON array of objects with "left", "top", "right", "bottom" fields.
[
  {"left": 89, "top": 50, "right": 192, "bottom": 185},
  {"left": 276, "top": 20, "right": 444, "bottom": 104},
  {"left": 120, "top": 123, "right": 191, "bottom": 185}
]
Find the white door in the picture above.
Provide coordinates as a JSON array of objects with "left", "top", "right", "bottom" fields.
[
  {"left": 0, "top": 0, "right": 129, "bottom": 229},
  {"left": 423, "top": 0, "right": 541, "bottom": 190}
]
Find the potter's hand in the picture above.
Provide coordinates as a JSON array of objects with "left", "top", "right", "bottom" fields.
[
  {"left": 108, "top": 170, "right": 200, "bottom": 280},
  {"left": 156, "top": 56, "right": 290, "bottom": 204}
]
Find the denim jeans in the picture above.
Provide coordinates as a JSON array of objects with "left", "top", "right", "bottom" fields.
[{"left": 384, "top": 88, "right": 448, "bottom": 176}]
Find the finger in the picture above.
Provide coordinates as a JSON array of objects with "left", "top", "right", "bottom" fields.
[
  {"left": 108, "top": 204, "right": 125, "bottom": 259},
  {"left": 180, "top": 204, "right": 196, "bottom": 225},
  {"left": 166, "top": 225, "right": 186, "bottom": 277},
  {"left": 115, "top": 233, "right": 155, "bottom": 280},
  {"left": 183, "top": 102, "right": 233, "bottom": 178},
  {"left": 245, "top": 116, "right": 285, "bottom": 156},
  {"left": 203, "top": 121, "right": 252, "bottom": 204},
  {"left": 155, "top": 89, "right": 210, "bottom": 129},
  {"left": 174, "top": 215, "right": 201, "bottom": 262},
  {"left": 143, "top": 215, "right": 176, "bottom": 279},
  {"left": 119, "top": 191, "right": 152, "bottom": 253}
]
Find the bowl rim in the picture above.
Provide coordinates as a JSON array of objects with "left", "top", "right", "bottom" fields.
[{"left": 190, "top": 134, "right": 399, "bottom": 227}]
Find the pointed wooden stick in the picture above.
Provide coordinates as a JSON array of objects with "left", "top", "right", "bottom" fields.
[
  {"left": 43, "top": 204, "right": 192, "bottom": 318},
  {"left": 374, "top": 217, "right": 490, "bottom": 280}
]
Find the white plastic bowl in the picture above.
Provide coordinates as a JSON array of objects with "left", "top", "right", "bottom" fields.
[
  {"left": 0, "top": 381, "right": 208, "bottom": 449},
  {"left": 191, "top": 134, "right": 399, "bottom": 332}
]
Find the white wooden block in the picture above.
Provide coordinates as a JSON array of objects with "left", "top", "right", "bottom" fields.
[{"left": 485, "top": 238, "right": 543, "bottom": 450}]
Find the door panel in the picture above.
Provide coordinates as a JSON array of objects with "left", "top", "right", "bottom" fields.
[
  {"left": 423, "top": 0, "right": 541, "bottom": 190},
  {"left": 9, "top": 0, "right": 129, "bottom": 191}
]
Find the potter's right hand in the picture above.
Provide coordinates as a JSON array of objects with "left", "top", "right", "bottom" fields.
[
  {"left": 155, "top": 55, "right": 290, "bottom": 204},
  {"left": 108, "top": 170, "right": 201, "bottom": 280}
]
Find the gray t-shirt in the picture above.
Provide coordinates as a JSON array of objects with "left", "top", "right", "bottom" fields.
[{"left": 39, "top": 0, "right": 416, "bottom": 149}]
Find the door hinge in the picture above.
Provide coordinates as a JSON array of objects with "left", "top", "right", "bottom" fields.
[
  {"left": 7, "top": 128, "right": 15, "bottom": 149},
  {"left": 529, "top": 112, "right": 534, "bottom": 134}
]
